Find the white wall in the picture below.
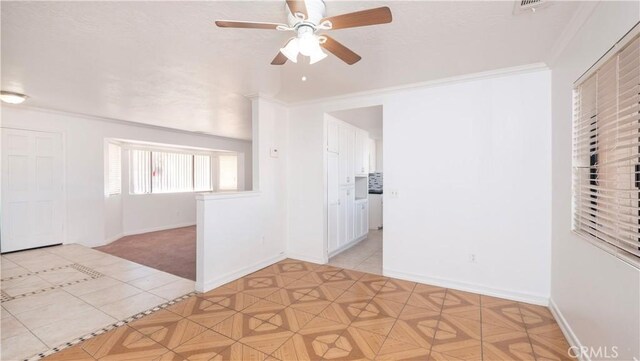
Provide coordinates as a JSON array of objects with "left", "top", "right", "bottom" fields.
[
  {"left": 375, "top": 139, "right": 383, "bottom": 172},
  {"left": 288, "top": 68, "right": 552, "bottom": 303},
  {"left": 195, "top": 97, "right": 288, "bottom": 291},
  {"left": 1, "top": 106, "right": 252, "bottom": 247},
  {"left": 550, "top": 2, "right": 640, "bottom": 360}
]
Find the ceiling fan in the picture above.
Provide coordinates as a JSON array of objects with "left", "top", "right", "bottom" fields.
[{"left": 215, "top": 0, "right": 392, "bottom": 65}]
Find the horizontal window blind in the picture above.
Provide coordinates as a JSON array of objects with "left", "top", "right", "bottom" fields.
[
  {"left": 573, "top": 32, "right": 640, "bottom": 266},
  {"left": 107, "top": 143, "right": 122, "bottom": 195}
]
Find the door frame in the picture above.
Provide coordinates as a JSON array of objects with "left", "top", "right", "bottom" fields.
[{"left": 1, "top": 126, "right": 67, "bottom": 250}]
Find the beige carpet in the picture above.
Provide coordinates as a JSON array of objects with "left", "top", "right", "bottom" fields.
[{"left": 96, "top": 226, "right": 196, "bottom": 280}]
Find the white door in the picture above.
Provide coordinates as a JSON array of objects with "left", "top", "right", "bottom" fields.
[
  {"left": 1, "top": 129, "right": 64, "bottom": 253},
  {"left": 327, "top": 152, "right": 339, "bottom": 253}
]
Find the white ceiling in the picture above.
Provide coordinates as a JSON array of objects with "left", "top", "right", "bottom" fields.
[
  {"left": 1, "top": 1, "right": 584, "bottom": 140},
  {"left": 331, "top": 105, "right": 383, "bottom": 140}
]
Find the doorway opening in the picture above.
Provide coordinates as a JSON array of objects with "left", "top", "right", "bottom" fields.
[{"left": 325, "top": 105, "right": 383, "bottom": 274}]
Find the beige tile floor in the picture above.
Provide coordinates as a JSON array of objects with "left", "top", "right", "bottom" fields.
[
  {"left": 329, "top": 230, "right": 383, "bottom": 274},
  {"left": 0, "top": 244, "right": 195, "bottom": 361}
]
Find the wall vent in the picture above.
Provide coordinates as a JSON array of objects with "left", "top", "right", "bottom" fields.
[{"left": 513, "top": 0, "right": 550, "bottom": 14}]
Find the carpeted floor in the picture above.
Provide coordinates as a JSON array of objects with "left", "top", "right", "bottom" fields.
[{"left": 96, "top": 226, "right": 196, "bottom": 280}]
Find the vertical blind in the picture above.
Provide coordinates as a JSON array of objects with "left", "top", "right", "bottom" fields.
[
  {"left": 107, "top": 143, "right": 122, "bottom": 195},
  {"left": 573, "top": 31, "right": 640, "bottom": 266},
  {"left": 130, "top": 149, "right": 214, "bottom": 194}
]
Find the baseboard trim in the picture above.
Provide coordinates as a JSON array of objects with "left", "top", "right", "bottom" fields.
[
  {"left": 104, "top": 233, "right": 124, "bottom": 245},
  {"left": 383, "top": 268, "right": 549, "bottom": 306},
  {"left": 549, "top": 298, "right": 588, "bottom": 361},
  {"left": 124, "top": 223, "right": 196, "bottom": 237},
  {"left": 328, "top": 233, "right": 368, "bottom": 258},
  {"left": 104, "top": 223, "right": 196, "bottom": 245},
  {"left": 286, "top": 252, "right": 327, "bottom": 265},
  {"left": 196, "top": 253, "right": 286, "bottom": 292}
]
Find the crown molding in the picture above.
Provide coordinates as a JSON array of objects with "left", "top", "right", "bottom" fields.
[
  {"left": 545, "top": 1, "right": 599, "bottom": 67},
  {"left": 1, "top": 103, "right": 252, "bottom": 142},
  {"left": 286, "top": 62, "right": 549, "bottom": 108}
]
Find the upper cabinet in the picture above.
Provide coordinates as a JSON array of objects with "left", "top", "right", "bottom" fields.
[
  {"left": 368, "top": 139, "right": 376, "bottom": 173},
  {"left": 354, "top": 129, "right": 369, "bottom": 177},
  {"left": 327, "top": 117, "right": 370, "bottom": 184},
  {"left": 339, "top": 125, "right": 355, "bottom": 186},
  {"left": 327, "top": 120, "right": 340, "bottom": 154}
]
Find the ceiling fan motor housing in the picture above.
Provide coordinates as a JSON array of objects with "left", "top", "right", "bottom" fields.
[{"left": 287, "top": 0, "right": 326, "bottom": 27}]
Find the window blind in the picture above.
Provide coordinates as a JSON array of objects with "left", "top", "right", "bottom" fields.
[
  {"left": 130, "top": 149, "right": 151, "bottom": 194},
  {"left": 107, "top": 143, "right": 122, "bottom": 195},
  {"left": 130, "top": 148, "right": 214, "bottom": 194},
  {"left": 151, "top": 151, "right": 193, "bottom": 193},
  {"left": 573, "top": 31, "right": 640, "bottom": 266},
  {"left": 218, "top": 154, "right": 238, "bottom": 191}
]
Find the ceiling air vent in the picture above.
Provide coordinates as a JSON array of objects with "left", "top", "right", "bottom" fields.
[{"left": 513, "top": 0, "right": 550, "bottom": 15}]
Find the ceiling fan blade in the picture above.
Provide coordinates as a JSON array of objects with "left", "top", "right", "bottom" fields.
[
  {"left": 286, "top": 0, "right": 308, "bottom": 19},
  {"left": 322, "top": 6, "right": 392, "bottom": 30},
  {"left": 321, "top": 36, "right": 361, "bottom": 65},
  {"left": 215, "top": 20, "right": 284, "bottom": 30},
  {"left": 271, "top": 51, "right": 288, "bottom": 65}
]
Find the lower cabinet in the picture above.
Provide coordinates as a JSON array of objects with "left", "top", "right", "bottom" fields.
[
  {"left": 355, "top": 199, "right": 369, "bottom": 239},
  {"left": 330, "top": 188, "right": 371, "bottom": 256},
  {"left": 338, "top": 186, "right": 355, "bottom": 249}
]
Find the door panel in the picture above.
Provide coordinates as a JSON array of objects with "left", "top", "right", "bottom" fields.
[
  {"left": 1, "top": 129, "right": 64, "bottom": 253},
  {"left": 327, "top": 152, "right": 339, "bottom": 253}
]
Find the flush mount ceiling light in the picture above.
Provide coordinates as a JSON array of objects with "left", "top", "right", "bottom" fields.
[
  {"left": 215, "top": 0, "right": 392, "bottom": 65},
  {"left": 0, "top": 91, "right": 28, "bottom": 104}
]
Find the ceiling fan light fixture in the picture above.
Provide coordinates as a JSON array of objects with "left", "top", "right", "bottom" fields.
[
  {"left": 309, "top": 48, "right": 327, "bottom": 64},
  {"left": 298, "top": 32, "right": 318, "bottom": 57},
  {"left": 280, "top": 38, "right": 299, "bottom": 63}
]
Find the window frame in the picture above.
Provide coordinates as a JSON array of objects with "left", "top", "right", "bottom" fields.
[
  {"left": 571, "top": 23, "right": 640, "bottom": 268},
  {"left": 106, "top": 142, "right": 122, "bottom": 196}
]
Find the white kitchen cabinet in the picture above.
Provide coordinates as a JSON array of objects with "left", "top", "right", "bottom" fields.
[
  {"left": 327, "top": 119, "right": 340, "bottom": 154},
  {"left": 327, "top": 116, "right": 371, "bottom": 257},
  {"left": 327, "top": 152, "right": 340, "bottom": 253},
  {"left": 368, "top": 138, "right": 376, "bottom": 173},
  {"left": 368, "top": 193, "right": 383, "bottom": 230},
  {"left": 355, "top": 199, "right": 369, "bottom": 239},
  {"left": 339, "top": 125, "right": 355, "bottom": 186},
  {"left": 338, "top": 186, "right": 355, "bottom": 248},
  {"left": 354, "top": 130, "right": 369, "bottom": 177}
]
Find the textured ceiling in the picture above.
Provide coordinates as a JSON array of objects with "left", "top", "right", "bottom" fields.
[{"left": 1, "top": 1, "right": 583, "bottom": 139}]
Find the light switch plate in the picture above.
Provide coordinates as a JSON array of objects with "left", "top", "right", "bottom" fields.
[{"left": 270, "top": 148, "right": 279, "bottom": 158}]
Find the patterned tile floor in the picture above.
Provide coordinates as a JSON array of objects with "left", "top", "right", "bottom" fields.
[
  {"left": 42, "top": 258, "right": 574, "bottom": 361},
  {"left": 1, "top": 244, "right": 195, "bottom": 361}
]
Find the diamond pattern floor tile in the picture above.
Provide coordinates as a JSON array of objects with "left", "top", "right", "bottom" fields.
[{"left": 40, "top": 258, "right": 574, "bottom": 361}]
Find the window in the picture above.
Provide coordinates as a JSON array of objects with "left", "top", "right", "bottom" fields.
[
  {"left": 130, "top": 148, "right": 212, "bottom": 194},
  {"left": 107, "top": 143, "right": 121, "bottom": 195},
  {"left": 572, "top": 29, "right": 640, "bottom": 266},
  {"left": 218, "top": 154, "right": 238, "bottom": 191}
]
